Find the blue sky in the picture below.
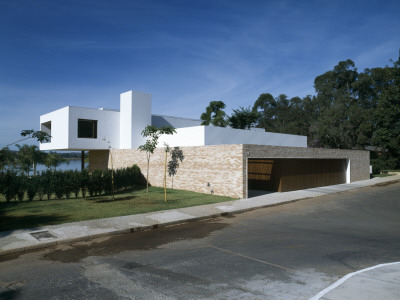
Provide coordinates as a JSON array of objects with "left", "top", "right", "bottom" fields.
[{"left": 1, "top": 0, "right": 399, "bottom": 148}]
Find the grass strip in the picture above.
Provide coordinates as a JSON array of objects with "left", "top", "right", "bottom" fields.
[{"left": 0, "top": 186, "right": 234, "bottom": 232}]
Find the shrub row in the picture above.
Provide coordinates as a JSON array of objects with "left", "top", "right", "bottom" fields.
[{"left": 0, "top": 165, "right": 144, "bottom": 202}]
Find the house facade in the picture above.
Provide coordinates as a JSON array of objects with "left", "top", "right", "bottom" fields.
[{"left": 40, "top": 90, "right": 370, "bottom": 198}]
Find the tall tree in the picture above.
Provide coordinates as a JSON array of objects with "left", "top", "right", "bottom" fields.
[
  {"left": 371, "top": 59, "right": 400, "bottom": 168},
  {"left": 310, "top": 59, "right": 374, "bottom": 149},
  {"left": 200, "top": 101, "right": 228, "bottom": 127},
  {"left": 228, "top": 106, "right": 260, "bottom": 130},
  {"left": 252, "top": 93, "right": 277, "bottom": 131}
]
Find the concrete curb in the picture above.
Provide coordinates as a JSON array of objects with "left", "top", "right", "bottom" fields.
[
  {"left": 310, "top": 262, "right": 400, "bottom": 300},
  {"left": 1, "top": 175, "right": 400, "bottom": 258}
]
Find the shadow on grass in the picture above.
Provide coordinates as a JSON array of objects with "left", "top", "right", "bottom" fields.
[
  {"left": 0, "top": 213, "right": 69, "bottom": 235},
  {"left": 91, "top": 195, "right": 138, "bottom": 203},
  {"left": 116, "top": 185, "right": 147, "bottom": 194},
  {"left": 82, "top": 185, "right": 148, "bottom": 202}
]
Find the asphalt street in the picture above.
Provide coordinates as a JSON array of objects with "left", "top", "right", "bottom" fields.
[{"left": 1, "top": 181, "right": 399, "bottom": 299}]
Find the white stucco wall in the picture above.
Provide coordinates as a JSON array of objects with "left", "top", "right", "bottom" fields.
[
  {"left": 40, "top": 106, "right": 120, "bottom": 150},
  {"left": 158, "top": 126, "right": 205, "bottom": 147},
  {"left": 40, "top": 107, "right": 69, "bottom": 151},
  {"left": 120, "top": 91, "right": 152, "bottom": 149},
  {"left": 158, "top": 125, "right": 307, "bottom": 148},
  {"left": 68, "top": 107, "right": 120, "bottom": 150}
]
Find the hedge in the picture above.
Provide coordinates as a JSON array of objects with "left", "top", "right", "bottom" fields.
[{"left": 0, "top": 165, "right": 144, "bottom": 203}]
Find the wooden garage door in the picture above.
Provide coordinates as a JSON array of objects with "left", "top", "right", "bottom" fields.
[{"left": 248, "top": 158, "right": 347, "bottom": 192}]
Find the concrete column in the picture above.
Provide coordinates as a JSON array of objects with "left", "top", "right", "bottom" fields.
[{"left": 81, "top": 151, "right": 85, "bottom": 171}]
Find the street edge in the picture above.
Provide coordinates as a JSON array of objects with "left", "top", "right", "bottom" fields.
[{"left": 1, "top": 177, "right": 399, "bottom": 259}]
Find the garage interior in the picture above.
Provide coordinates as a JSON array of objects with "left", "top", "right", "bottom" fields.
[{"left": 247, "top": 158, "right": 348, "bottom": 196}]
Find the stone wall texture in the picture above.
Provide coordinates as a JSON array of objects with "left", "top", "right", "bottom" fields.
[
  {"left": 89, "top": 144, "right": 370, "bottom": 199},
  {"left": 109, "top": 145, "right": 244, "bottom": 198},
  {"left": 89, "top": 150, "right": 109, "bottom": 172}
]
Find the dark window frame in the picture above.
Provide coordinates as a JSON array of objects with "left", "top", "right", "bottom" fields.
[{"left": 78, "top": 119, "right": 98, "bottom": 139}]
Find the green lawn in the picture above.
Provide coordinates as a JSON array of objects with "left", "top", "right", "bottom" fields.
[
  {"left": 373, "top": 173, "right": 396, "bottom": 177},
  {"left": 0, "top": 186, "right": 235, "bottom": 232}
]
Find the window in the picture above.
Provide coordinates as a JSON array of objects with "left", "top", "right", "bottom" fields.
[
  {"left": 78, "top": 119, "right": 97, "bottom": 139},
  {"left": 40, "top": 121, "right": 51, "bottom": 143}
]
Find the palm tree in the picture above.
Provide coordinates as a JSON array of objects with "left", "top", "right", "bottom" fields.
[
  {"left": 16, "top": 144, "right": 33, "bottom": 175},
  {"left": 45, "top": 152, "right": 68, "bottom": 171},
  {"left": 16, "top": 144, "right": 46, "bottom": 175}
]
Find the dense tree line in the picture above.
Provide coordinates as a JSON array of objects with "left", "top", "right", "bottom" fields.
[{"left": 201, "top": 58, "right": 400, "bottom": 171}]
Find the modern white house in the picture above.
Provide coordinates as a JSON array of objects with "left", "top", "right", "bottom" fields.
[
  {"left": 40, "top": 90, "right": 307, "bottom": 151},
  {"left": 40, "top": 90, "right": 370, "bottom": 198}
]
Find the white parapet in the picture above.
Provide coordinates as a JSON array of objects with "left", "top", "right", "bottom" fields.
[
  {"left": 204, "top": 126, "right": 307, "bottom": 147},
  {"left": 158, "top": 125, "right": 307, "bottom": 148}
]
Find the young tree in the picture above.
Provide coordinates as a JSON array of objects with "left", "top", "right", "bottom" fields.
[
  {"left": 102, "top": 138, "right": 115, "bottom": 201},
  {"left": 139, "top": 126, "right": 176, "bottom": 192},
  {"left": 168, "top": 147, "right": 185, "bottom": 189},
  {"left": 200, "top": 101, "right": 228, "bottom": 127},
  {"left": 163, "top": 143, "right": 170, "bottom": 202},
  {"left": 1, "top": 130, "right": 51, "bottom": 151}
]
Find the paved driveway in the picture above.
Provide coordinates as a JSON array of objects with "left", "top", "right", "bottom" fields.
[{"left": 1, "top": 182, "right": 400, "bottom": 299}]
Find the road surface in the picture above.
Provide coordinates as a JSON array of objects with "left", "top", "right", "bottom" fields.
[{"left": 1, "top": 181, "right": 399, "bottom": 299}]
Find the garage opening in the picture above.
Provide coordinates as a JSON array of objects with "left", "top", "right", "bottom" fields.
[{"left": 248, "top": 158, "right": 347, "bottom": 197}]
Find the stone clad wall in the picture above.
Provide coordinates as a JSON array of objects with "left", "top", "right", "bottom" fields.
[
  {"left": 89, "top": 144, "right": 370, "bottom": 199},
  {"left": 108, "top": 145, "right": 245, "bottom": 198},
  {"left": 89, "top": 150, "right": 109, "bottom": 172}
]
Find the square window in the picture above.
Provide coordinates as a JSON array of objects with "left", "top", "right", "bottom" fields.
[{"left": 78, "top": 119, "right": 97, "bottom": 139}]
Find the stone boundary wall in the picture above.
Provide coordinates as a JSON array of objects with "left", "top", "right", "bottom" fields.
[
  {"left": 108, "top": 145, "right": 245, "bottom": 198},
  {"left": 89, "top": 144, "right": 370, "bottom": 199}
]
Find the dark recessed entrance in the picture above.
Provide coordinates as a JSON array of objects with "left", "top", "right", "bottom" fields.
[{"left": 248, "top": 158, "right": 347, "bottom": 196}]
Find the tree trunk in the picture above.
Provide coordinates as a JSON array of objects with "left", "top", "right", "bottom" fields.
[
  {"left": 164, "top": 150, "right": 167, "bottom": 202},
  {"left": 146, "top": 155, "right": 150, "bottom": 193}
]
